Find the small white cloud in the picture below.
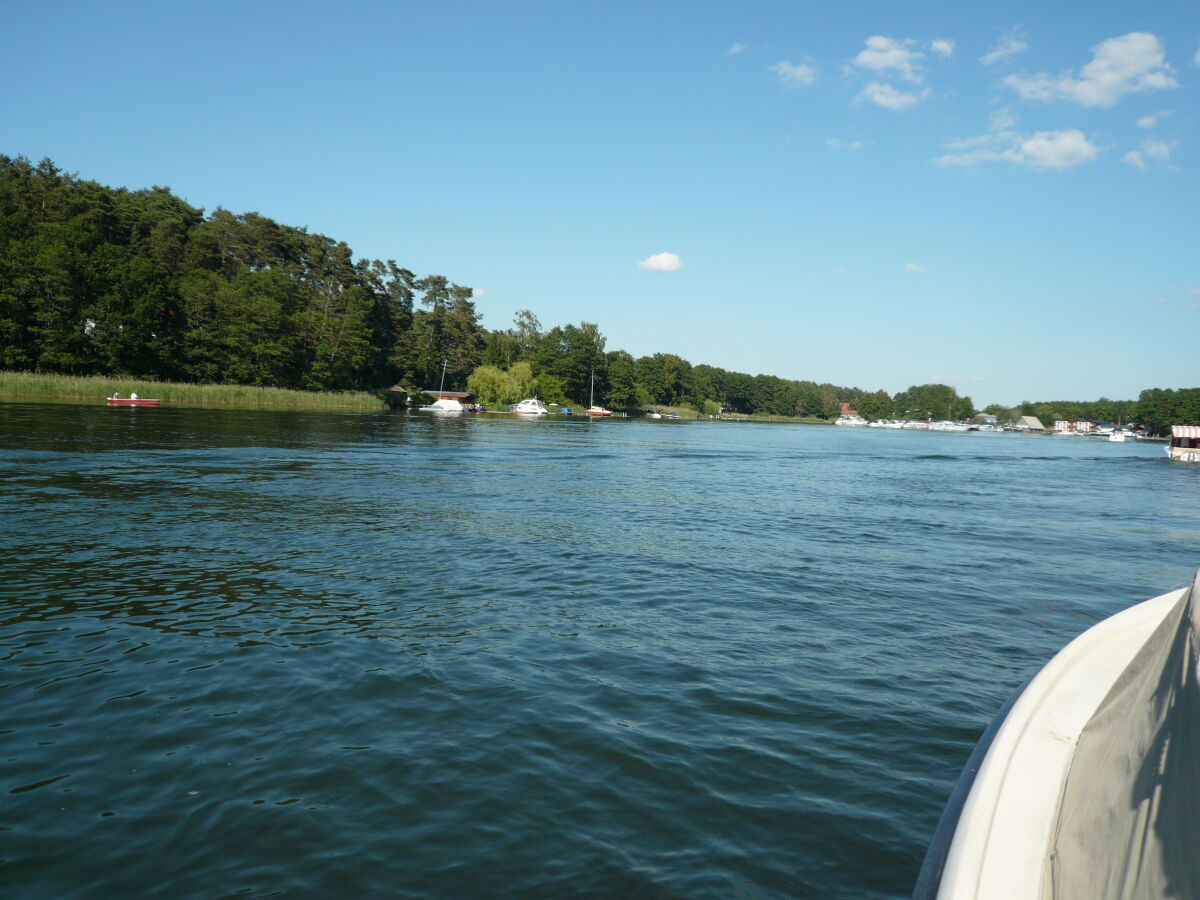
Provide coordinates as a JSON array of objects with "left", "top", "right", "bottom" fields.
[
  {"left": 1020, "top": 130, "right": 1100, "bottom": 168},
  {"left": 1123, "top": 138, "right": 1177, "bottom": 170},
  {"left": 471, "top": 288, "right": 486, "bottom": 298},
  {"left": 935, "top": 129, "right": 1099, "bottom": 170},
  {"left": 809, "top": 266, "right": 846, "bottom": 278},
  {"left": 637, "top": 252, "right": 683, "bottom": 272},
  {"left": 858, "top": 82, "right": 925, "bottom": 110},
  {"left": 905, "top": 263, "right": 929, "bottom": 274},
  {"left": 826, "top": 138, "right": 864, "bottom": 151},
  {"left": 852, "top": 36, "right": 925, "bottom": 82},
  {"left": 1004, "top": 32, "right": 1177, "bottom": 108},
  {"left": 980, "top": 31, "right": 1028, "bottom": 66},
  {"left": 989, "top": 106, "right": 1017, "bottom": 132},
  {"left": 1137, "top": 110, "right": 1172, "bottom": 128},
  {"left": 1123, "top": 151, "right": 1146, "bottom": 170},
  {"left": 728, "top": 43, "right": 746, "bottom": 55},
  {"left": 1194, "top": 44, "right": 1200, "bottom": 66},
  {"left": 1188, "top": 287, "right": 1200, "bottom": 295},
  {"left": 970, "top": 376, "right": 985, "bottom": 383},
  {"left": 931, "top": 39, "right": 955, "bottom": 58},
  {"left": 771, "top": 60, "right": 818, "bottom": 87}
]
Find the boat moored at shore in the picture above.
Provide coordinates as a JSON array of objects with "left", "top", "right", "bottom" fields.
[
  {"left": 106, "top": 394, "right": 160, "bottom": 407},
  {"left": 511, "top": 398, "right": 549, "bottom": 416}
]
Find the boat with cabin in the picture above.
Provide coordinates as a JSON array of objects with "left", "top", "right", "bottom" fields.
[
  {"left": 1165, "top": 425, "right": 1200, "bottom": 462},
  {"left": 915, "top": 570, "right": 1200, "bottom": 899},
  {"left": 511, "top": 398, "right": 549, "bottom": 416}
]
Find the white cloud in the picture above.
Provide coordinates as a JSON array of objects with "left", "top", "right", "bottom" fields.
[
  {"left": 1021, "top": 130, "right": 1100, "bottom": 168},
  {"left": 1137, "top": 110, "right": 1172, "bottom": 128},
  {"left": 1123, "top": 138, "right": 1177, "bottom": 170},
  {"left": 858, "top": 82, "right": 925, "bottom": 110},
  {"left": 935, "top": 129, "right": 1099, "bottom": 170},
  {"left": 810, "top": 267, "right": 846, "bottom": 278},
  {"left": 637, "top": 252, "right": 683, "bottom": 272},
  {"left": 931, "top": 39, "right": 955, "bottom": 58},
  {"left": 852, "top": 36, "right": 924, "bottom": 82},
  {"left": 826, "top": 138, "right": 864, "bottom": 151},
  {"left": 1194, "top": 44, "right": 1200, "bottom": 66},
  {"left": 905, "top": 263, "right": 929, "bottom": 274},
  {"left": 1004, "top": 32, "right": 1177, "bottom": 108},
  {"left": 980, "top": 32, "right": 1028, "bottom": 66},
  {"left": 471, "top": 288, "right": 486, "bottom": 298},
  {"left": 771, "top": 60, "right": 818, "bottom": 87},
  {"left": 989, "top": 106, "right": 1017, "bottom": 132},
  {"left": 728, "top": 43, "right": 746, "bottom": 55},
  {"left": 1123, "top": 151, "right": 1145, "bottom": 170}
]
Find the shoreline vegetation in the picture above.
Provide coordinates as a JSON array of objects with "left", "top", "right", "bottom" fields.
[
  {"left": 0, "top": 371, "right": 384, "bottom": 411},
  {"left": 2, "top": 155, "right": 1197, "bottom": 432}
]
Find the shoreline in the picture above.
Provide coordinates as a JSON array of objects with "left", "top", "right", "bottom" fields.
[{"left": 0, "top": 371, "right": 386, "bottom": 412}]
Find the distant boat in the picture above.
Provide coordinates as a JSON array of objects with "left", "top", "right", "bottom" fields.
[
  {"left": 586, "top": 370, "right": 612, "bottom": 417},
  {"left": 835, "top": 414, "right": 868, "bottom": 426},
  {"left": 647, "top": 411, "right": 663, "bottom": 419},
  {"left": 511, "top": 398, "right": 548, "bottom": 416},
  {"left": 106, "top": 395, "right": 159, "bottom": 407},
  {"left": 420, "top": 361, "right": 477, "bottom": 412},
  {"left": 916, "top": 570, "right": 1200, "bottom": 899}
]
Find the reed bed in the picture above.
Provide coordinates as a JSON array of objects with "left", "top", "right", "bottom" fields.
[{"left": 0, "top": 371, "right": 386, "bottom": 411}]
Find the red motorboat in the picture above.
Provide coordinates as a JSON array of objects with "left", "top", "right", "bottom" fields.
[{"left": 106, "top": 396, "right": 160, "bottom": 407}]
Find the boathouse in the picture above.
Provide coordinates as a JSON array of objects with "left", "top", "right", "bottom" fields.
[{"left": 1016, "top": 415, "right": 1045, "bottom": 432}]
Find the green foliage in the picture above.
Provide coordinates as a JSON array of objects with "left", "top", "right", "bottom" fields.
[
  {"left": 891, "top": 384, "right": 974, "bottom": 420},
  {"left": 1136, "top": 388, "right": 1200, "bottom": 435},
  {"left": 0, "top": 155, "right": 476, "bottom": 394},
  {"left": 467, "top": 360, "right": 535, "bottom": 406},
  {"left": 0, "top": 370, "right": 383, "bottom": 409},
  {"left": 535, "top": 323, "right": 606, "bottom": 404}
]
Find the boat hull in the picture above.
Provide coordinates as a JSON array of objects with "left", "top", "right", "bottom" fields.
[
  {"left": 106, "top": 399, "right": 160, "bottom": 407},
  {"left": 916, "top": 573, "right": 1200, "bottom": 899}
]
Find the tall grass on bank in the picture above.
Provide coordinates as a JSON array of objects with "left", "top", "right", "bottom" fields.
[{"left": 0, "top": 371, "right": 387, "bottom": 411}]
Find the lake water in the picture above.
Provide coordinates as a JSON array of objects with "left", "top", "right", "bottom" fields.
[{"left": 2, "top": 403, "right": 1198, "bottom": 898}]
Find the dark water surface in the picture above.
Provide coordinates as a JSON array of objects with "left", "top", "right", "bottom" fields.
[{"left": 3, "top": 403, "right": 1198, "bottom": 898}]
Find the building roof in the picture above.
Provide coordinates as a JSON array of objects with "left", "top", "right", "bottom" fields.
[
  {"left": 1172, "top": 425, "right": 1200, "bottom": 438},
  {"left": 424, "top": 390, "right": 475, "bottom": 400},
  {"left": 1017, "top": 415, "right": 1045, "bottom": 430}
]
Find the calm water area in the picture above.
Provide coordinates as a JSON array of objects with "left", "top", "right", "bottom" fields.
[{"left": 3, "top": 402, "right": 1199, "bottom": 898}]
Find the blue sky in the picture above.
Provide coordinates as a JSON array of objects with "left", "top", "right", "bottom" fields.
[{"left": 3, "top": 0, "right": 1197, "bottom": 405}]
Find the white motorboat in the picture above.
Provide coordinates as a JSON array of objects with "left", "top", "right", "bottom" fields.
[
  {"left": 835, "top": 414, "right": 869, "bottom": 426},
  {"left": 929, "top": 420, "right": 969, "bottom": 432},
  {"left": 511, "top": 398, "right": 549, "bottom": 416},
  {"left": 915, "top": 571, "right": 1200, "bottom": 899}
]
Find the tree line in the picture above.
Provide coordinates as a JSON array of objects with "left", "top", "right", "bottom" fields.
[{"left": 1, "top": 156, "right": 1193, "bottom": 430}]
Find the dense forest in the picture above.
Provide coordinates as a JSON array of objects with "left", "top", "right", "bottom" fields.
[{"left": 1, "top": 156, "right": 1194, "bottom": 431}]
